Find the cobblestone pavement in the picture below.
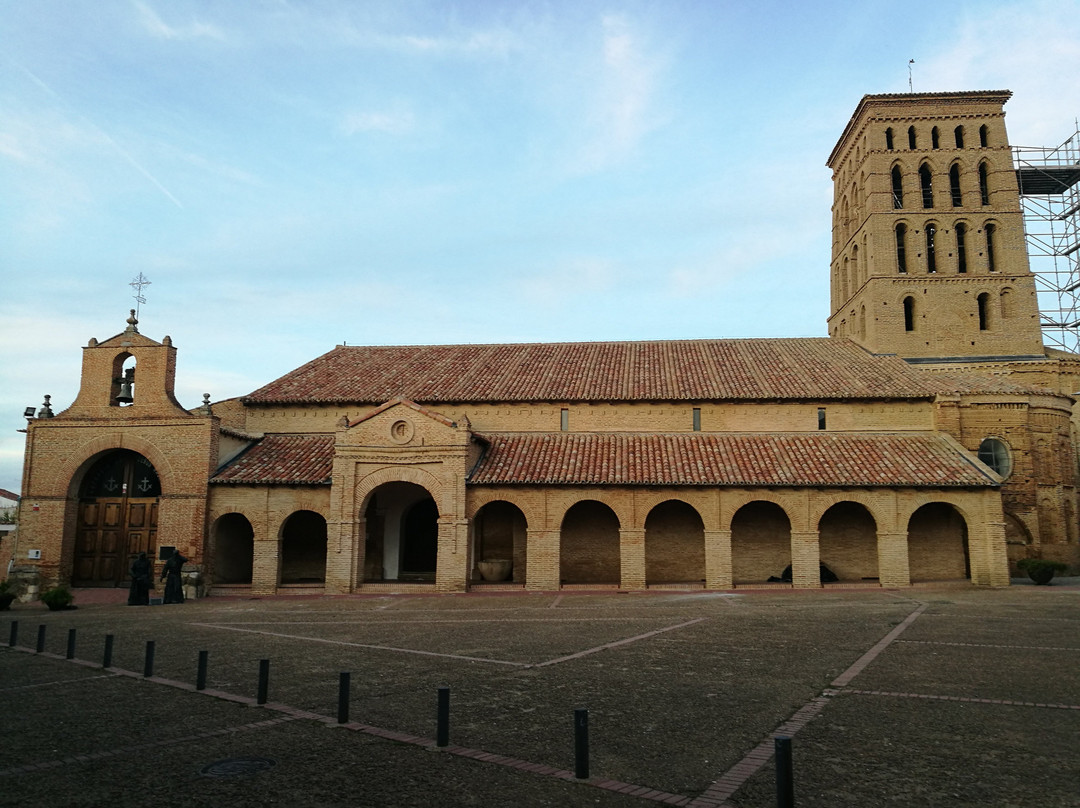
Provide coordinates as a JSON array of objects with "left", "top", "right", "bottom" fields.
[{"left": 1, "top": 582, "right": 1078, "bottom": 807}]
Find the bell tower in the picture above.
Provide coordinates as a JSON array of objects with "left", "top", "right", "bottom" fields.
[{"left": 826, "top": 91, "right": 1045, "bottom": 362}]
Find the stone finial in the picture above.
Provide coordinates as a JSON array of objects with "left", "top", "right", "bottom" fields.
[
  {"left": 88, "top": 337, "right": 98, "bottom": 347},
  {"left": 125, "top": 309, "right": 139, "bottom": 333},
  {"left": 163, "top": 336, "right": 172, "bottom": 346},
  {"left": 38, "top": 395, "right": 54, "bottom": 419},
  {"left": 199, "top": 393, "right": 213, "bottom": 415}
]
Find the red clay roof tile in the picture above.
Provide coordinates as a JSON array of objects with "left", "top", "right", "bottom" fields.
[{"left": 211, "top": 434, "right": 333, "bottom": 485}]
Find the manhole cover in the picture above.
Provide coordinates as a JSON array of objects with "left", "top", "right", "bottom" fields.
[{"left": 199, "top": 757, "right": 276, "bottom": 778}]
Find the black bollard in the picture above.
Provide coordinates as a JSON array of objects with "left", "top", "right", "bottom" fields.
[
  {"left": 144, "top": 640, "right": 155, "bottom": 677},
  {"left": 8, "top": 620, "right": 17, "bottom": 648},
  {"left": 257, "top": 659, "right": 270, "bottom": 705},
  {"left": 36, "top": 624, "right": 46, "bottom": 653},
  {"left": 337, "top": 672, "right": 351, "bottom": 724},
  {"left": 66, "top": 628, "right": 77, "bottom": 660},
  {"left": 436, "top": 686, "right": 450, "bottom": 747},
  {"left": 103, "top": 634, "right": 114, "bottom": 669},
  {"left": 196, "top": 650, "right": 208, "bottom": 691},
  {"left": 574, "top": 708, "right": 590, "bottom": 779},
  {"left": 775, "top": 736, "right": 794, "bottom": 808}
]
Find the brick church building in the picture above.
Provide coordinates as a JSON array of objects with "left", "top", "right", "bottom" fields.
[{"left": 14, "top": 91, "right": 1080, "bottom": 595}]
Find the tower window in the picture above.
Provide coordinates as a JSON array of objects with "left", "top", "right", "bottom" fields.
[
  {"left": 950, "top": 164, "right": 963, "bottom": 207},
  {"left": 978, "top": 437, "right": 1011, "bottom": 478},
  {"left": 979, "top": 125, "right": 989, "bottom": 147},
  {"left": 956, "top": 223, "right": 968, "bottom": 273},
  {"left": 903, "top": 296, "right": 915, "bottom": 331},
  {"left": 954, "top": 125, "right": 964, "bottom": 148},
  {"left": 817, "top": 408, "right": 826, "bottom": 430},
  {"left": 692, "top": 407, "right": 701, "bottom": 432},
  {"left": 977, "top": 292, "right": 990, "bottom": 330},
  {"left": 985, "top": 223, "right": 997, "bottom": 271},
  {"left": 895, "top": 223, "right": 907, "bottom": 273},
  {"left": 979, "top": 162, "right": 990, "bottom": 205},
  {"left": 891, "top": 166, "right": 904, "bottom": 208},
  {"left": 885, "top": 127, "right": 894, "bottom": 150},
  {"left": 926, "top": 223, "right": 937, "bottom": 273},
  {"left": 919, "top": 164, "right": 934, "bottom": 208},
  {"left": 908, "top": 126, "right": 917, "bottom": 149},
  {"left": 931, "top": 127, "right": 940, "bottom": 149}
]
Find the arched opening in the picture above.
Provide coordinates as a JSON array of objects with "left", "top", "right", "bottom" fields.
[
  {"left": 212, "top": 513, "right": 254, "bottom": 584},
  {"left": 985, "top": 223, "right": 997, "bottom": 271},
  {"left": 560, "top": 500, "right": 620, "bottom": 585},
  {"left": 979, "top": 162, "right": 990, "bottom": 205},
  {"left": 931, "top": 126, "right": 940, "bottom": 149},
  {"left": 977, "top": 293, "right": 991, "bottom": 330},
  {"left": 908, "top": 126, "right": 917, "bottom": 150},
  {"left": 110, "top": 353, "right": 137, "bottom": 407},
  {"left": 956, "top": 223, "right": 968, "bottom": 273},
  {"left": 891, "top": 166, "right": 904, "bottom": 209},
  {"left": 472, "top": 501, "right": 527, "bottom": 584},
  {"left": 895, "top": 223, "right": 907, "bottom": 272},
  {"left": 731, "top": 501, "right": 791, "bottom": 584},
  {"left": 362, "top": 482, "right": 439, "bottom": 582},
  {"left": 280, "top": 510, "right": 327, "bottom": 585},
  {"left": 978, "top": 437, "right": 1011, "bottom": 477},
  {"left": 919, "top": 163, "right": 934, "bottom": 208},
  {"left": 925, "top": 223, "right": 937, "bottom": 273},
  {"left": 954, "top": 125, "right": 964, "bottom": 149},
  {"left": 885, "top": 127, "right": 894, "bottom": 150},
  {"left": 949, "top": 164, "right": 962, "bottom": 207},
  {"left": 818, "top": 502, "right": 878, "bottom": 583},
  {"left": 73, "top": 449, "right": 160, "bottom": 586},
  {"left": 907, "top": 503, "right": 970, "bottom": 581},
  {"left": 979, "top": 125, "right": 989, "bottom": 148},
  {"left": 644, "top": 500, "right": 705, "bottom": 585},
  {"left": 903, "top": 296, "right": 916, "bottom": 331}
]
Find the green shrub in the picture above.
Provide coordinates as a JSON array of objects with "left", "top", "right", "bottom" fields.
[
  {"left": 40, "top": 585, "right": 74, "bottom": 610},
  {"left": 1017, "top": 558, "right": 1068, "bottom": 585}
]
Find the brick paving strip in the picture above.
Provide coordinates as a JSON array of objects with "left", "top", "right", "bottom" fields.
[
  {"left": 842, "top": 689, "right": 1080, "bottom": 710},
  {"left": 687, "top": 603, "right": 930, "bottom": 808},
  {"left": 896, "top": 639, "right": 1080, "bottom": 651}
]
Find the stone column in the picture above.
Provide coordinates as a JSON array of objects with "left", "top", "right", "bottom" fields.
[
  {"left": 790, "top": 531, "right": 821, "bottom": 588},
  {"left": 876, "top": 532, "right": 910, "bottom": 587},
  {"left": 619, "top": 528, "right": 646, "bottom": 590},
  {"left": 525, "top": 529, "right": 560, "bottom": 591},
  {"left": 436, "top": 517, "right": 469, "bottom": 592},
  {"left": 704, "top": 529, "right": 732, "bottom": 589}
]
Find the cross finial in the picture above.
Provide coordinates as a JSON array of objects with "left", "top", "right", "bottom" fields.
[{"left": 129, "top": 272, "right": 151, "bottom": 318}]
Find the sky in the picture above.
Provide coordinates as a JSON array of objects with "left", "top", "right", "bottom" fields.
[{"left": 2, "top": 0, "right": 1079, "bottom": 493}]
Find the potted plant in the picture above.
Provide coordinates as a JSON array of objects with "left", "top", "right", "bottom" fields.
[
  {"left": 1016, "top": 558, "right": 1068, "bottom": 586},
  {"left": 40, "top": 585, "right": 75, "bottom": 611},
  {"left": 0, "top": 580, "right": 15, "bottom": 611}
]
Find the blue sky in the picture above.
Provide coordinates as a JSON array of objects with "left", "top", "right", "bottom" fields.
[{"left": 2, "top": 0, "right": 1079, "bottom": 492}]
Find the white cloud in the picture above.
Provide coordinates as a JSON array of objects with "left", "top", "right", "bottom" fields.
[
  {"left": 133, "top": 0, "right": 225, "bottom": 41},
  {"left": 340, "top": 107, "right": 416, "bottom": 136}
]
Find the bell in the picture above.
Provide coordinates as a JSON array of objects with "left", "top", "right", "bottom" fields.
[{"left": 116, "top": 368, "right": 135, "bottom": 404}]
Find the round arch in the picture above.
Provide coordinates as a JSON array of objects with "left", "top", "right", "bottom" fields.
[
  {"left": 907, "top": 502, "right": 970, "bottom": 581},
  {"left": 361, "top": 480, "right": 439, "bottom": 582},
  {"left": 279, "top": 509, "right": 327, "bottom": 584},
  {"left": 211, "top": 512, "right": 254, "bottom": 585},
  {"left": 560, "top": 500, "right": 620, "bottom": 585},
  {"left": 644, "top": 500, "right": 705, "bottom": 585},
  {"left": 731, "top": 500, "right": 792, "bottom": 584},
  {"left": 818, "top": 501, "right": 878, "bottom": 583},
  {"left": 472, "top": 500, "right": 527, "bottom": 584},
  {"left": 355, "top": 466, "right": 447, "bottom": 519}
]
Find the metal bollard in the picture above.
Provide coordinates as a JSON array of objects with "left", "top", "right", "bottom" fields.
[
  {"left": 574, "top": 708, "right": 590, "bottom": 779},
  {"left": 8, "top": 620, "right": 18, "bottom": 648},
  {"left": 338, "top": 672, "right": 351, "bottom": 724},
  {"left": 144, "top": 640, "right": 155, "bottom": 677},
  {"left": 436, "top": 686, "right": 450, "bottom": 747},
  {"left": 103, "top": 634, "right": 114, "bottom": 668},
  {"left": 775, "top": 736, "right": 794, "bottom": 808},
  {"left": 196, "top": 650, "right": 208, "bottom": 691},
  {"left": 36, "top": 624, "right": 46, "bottom": 653},
  {"left": 66, "top": 628, "right": 77, "bottom": 660},
  {"left": 257, "top": 659, "right": 270, "bottom": 705}
]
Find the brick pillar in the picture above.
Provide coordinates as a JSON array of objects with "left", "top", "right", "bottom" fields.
[
  {"left": 876, "top": 532, "right": 910, "bottom": 587},
  {"left": 251, "top": 530, "right": 279, "bottom": 596},
  {"left": 704, "top": 529, "right": 732, "bottom": 589},
  {"left": 324, "top": 517, "right": 358, "bottom": 594},
  {"left": 970, "top": 518, "right": 1010, "bottom": 586},
  {"left": 436, "top": 517, "right": 469, "bottom": 592},
  {"left": 790, "top": 531, "right": 821, "bottom": 588},
  {"left": 619, "top": 528, "right": 646, "bottom": 590},
  {"left": 525, "top": 529, "right": 559, "bottom": 591}
]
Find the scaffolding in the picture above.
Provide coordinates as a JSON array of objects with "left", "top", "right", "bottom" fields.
[{"left": 1015, "top": 127, "right": 1080, "bottom": 354}]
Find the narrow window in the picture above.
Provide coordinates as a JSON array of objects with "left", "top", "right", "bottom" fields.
[
  {"left": 895, "top": 224, "right": 907, "bottom": 273},
  {"left": 978, "top": 293, "right": 990, "bottom": 330},
  {"left": 956, "top": 223, "right": 968, "bottom": 273},
  {"left": 1001, "top": 288, "right": 1014, "bottom": 318},
  {"left": 985, "top": 223, "right": 997, "bottom": 271},
  {"left": 926, "top": 223, "right": 937, "bottom": 273},
  {"left": 920, "top": 164, "right": 934, "bottom": 208},
  {"left": 908, "top": 126, "right": 917, "bottom": 149},
  {"left": 903, "top": 296, "right": 915, "bottom": 331},
  {"left": 891, "top": 166, "right": 904, "bottom": 208},
  {"left": 950, "top": 164, "right": 963, "bottom": 207},
  {"left": 817, "top": 407, "right": 826, "bottom": 430},
  {"left": 979, "top": 125, "right": 989, "bottom": 147},
  {"left": 560, "top": 408, "right": 569, "bottom": 431},
  {"left": 931, "top": 126, "right": 940, "bottom": 149},
  {"left": 979, "top": 162, "right": 990, "bottom": 205},
  {"left": 954, "top": 125, "right": 964, "bottom": 148},
  {"left": 885, "top": 127, "right": 894, "bottom": 150},
  {"left": 692, "top": 407, "right": 701, "bottom": 432}
]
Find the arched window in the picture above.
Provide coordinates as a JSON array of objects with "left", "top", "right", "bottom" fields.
[
  {"left": 985, "top": 223, "right": 997, "bottom": 271},
  {"left": 950, "top": 164, "right": 963, "bottom": 207},
  {"left": 885, "top": 127, "right": 894, "bottom": 150},
  {"left": 956, "top": 223, "right": 968, "bottom": 273},
  {"left": 979, "top": 125, "right": 989, "bottom": 147},
  {"left": 977, "top": 292, "right": 990, "bottom": 330},
  {"left": 892, "top": 166, "right": 904, "bottom": 208},
  {"left": 1001, "top": 287, "right": 1014, "bottom": 319},
  {"left": 908, "top": 126, "right": 917, "bottom": 149},
  {"left": 920, "top": 163, "right": 934, "bottom": 208},
  {"left": 979, "top": 162, "right": 990, "bottom": 205},
  {"left": 978, "top": 437, "right": 1011, "bottom": 478},
  {"left": 954, "top": 125, "right": 964, "bottom": 148},
  {"left": 926, "top": 223, "right": 937, "bottom": 273},
  {"left": 932, "top": 126, "right": 940, "bottom": 149},
  {"left": 895, "top": 223, "right": 907, "bottom": 273},
  {"left": 903, "top": 296, "right": 915, "bottom": 331}
]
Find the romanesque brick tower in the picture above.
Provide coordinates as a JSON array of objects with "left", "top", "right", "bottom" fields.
[{"left": 827, "top": 91, "right": 1045, "bottom": 362}]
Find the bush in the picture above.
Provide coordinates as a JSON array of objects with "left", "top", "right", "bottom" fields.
[
  {"left": 1016, "top": 558, "right": 1068, "bottom": 585},
  {"left": 40, "top": 585, "right": 75, "bottom": 611}
]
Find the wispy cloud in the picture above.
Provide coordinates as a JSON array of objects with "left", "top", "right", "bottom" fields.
[
  {"left": 133, "top": 0, "right": 225, "bottom": 41},
  {"left": 340, "top": 107, "right": 416, "bottom": 136}
]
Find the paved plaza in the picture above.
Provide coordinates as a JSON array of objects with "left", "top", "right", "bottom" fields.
[{"left": 1, "top": 583, "right": 1078, "bottom": 807}]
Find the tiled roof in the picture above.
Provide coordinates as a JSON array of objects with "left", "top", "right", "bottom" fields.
[
  {"left": 243, "top": 338, "right": 951, "bottom": 405},
  {"left": 211, "top": 434, "right": 334, "bottom": 485},
  {"left": 468, "top": 432, "right": 997, "bottom": 488}
]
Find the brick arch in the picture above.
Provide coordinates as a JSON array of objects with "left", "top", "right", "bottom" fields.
[
  {"left": 466, "top": 491, "right": 540, "bottom": 528},
  {"left": 899, "top": 495, "right": 977, "bottom": 527},
  {"left": 809, "top": 493, "right": 885, "bottom": 530},
  {"left": 50, "top": 434, "right": 178, "bottom": 498},
  {"left": 354, "top": 466, "right": 448, "bottom": 517},
  {"left": 634, "top": 491, "right": 717, "bottom": 531},
  {"left": 551, "top": 493, "right": 628, "bottom": 530},
  {"left": 271, "top": 506, "right": 330, "bottom": 539},
  {"left": 720, "top": 492, "right": 801, "bottom": 532}
]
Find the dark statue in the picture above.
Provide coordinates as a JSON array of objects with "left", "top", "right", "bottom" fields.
[
  {"left": 127, "top": 552, "right": 152, "bottom": 606},
  {"left": 161, "top": 549, "right": 188, "bottom": 604}
]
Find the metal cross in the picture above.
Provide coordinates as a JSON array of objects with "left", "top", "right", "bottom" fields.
[{"left": 129, "top": 273, "right": 151, "bottom": 317}]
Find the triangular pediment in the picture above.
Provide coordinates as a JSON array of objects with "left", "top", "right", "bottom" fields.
[{"left": 341, "top": 398, "right": 469, "bottom": 448}]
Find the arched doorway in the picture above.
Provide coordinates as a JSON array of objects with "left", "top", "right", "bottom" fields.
[
  {"left": 212, "top": 513, "right": 254, "bottom": 584},
  {"left": 645, "top": 500, "right": 705, "bottom": 585},
  {"left": 362, "top": 482, "right": 439, "bottom": 582},
  {"left": 731, "top": 501, "right": 791, "bottom": 584},
  {"left": 818, "top": 502, "right": 878, "bottom": 582},
  {"left": 73, "top": 450, "right": 160, "bottom": 586},
  {"left": 908, "top": 503, "right": 970, "bottom": 581},
  {"left": 560, "top": 500, "right": 620, "bottom": 585},
  {"left": 472, "top": 501, "right": 527, "bottom": 583},
  {"left": 280, "top": 510, "right": 327, "bottom": 584}
]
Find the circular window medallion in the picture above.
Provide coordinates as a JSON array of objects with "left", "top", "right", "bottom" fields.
[{"left": 390, "top": 419, "right": 414, "bottom": 444}]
